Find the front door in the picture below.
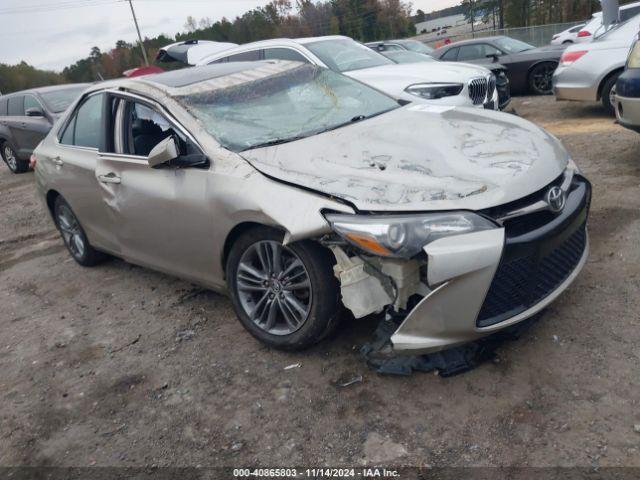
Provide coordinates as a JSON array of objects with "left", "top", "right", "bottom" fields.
[{"left": 96, "top": 97, "right": 216, "bottom": 283}]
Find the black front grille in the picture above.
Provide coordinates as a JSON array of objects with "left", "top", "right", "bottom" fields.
[
  {"left": 476, "top": 222, "right": 587, "bottom": 327},
  {"left": 468, "top": 77, "right": 488, "bottom": 105}
]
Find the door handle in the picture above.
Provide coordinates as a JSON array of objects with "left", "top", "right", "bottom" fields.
[
  {"left": 98, "top": 172, "right": 121, "bottom": 184},
  {"left": 51, "top": 156, "right": 64, "bottom": 166}
]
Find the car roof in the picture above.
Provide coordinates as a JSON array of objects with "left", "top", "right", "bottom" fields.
[
  {"left": 138, "top": 62, "right": 271, "bottom": 88},
  {"left": 2, "top": 83, "right": 90, "bottom": 97},
  {"left": 120, "top": 60, "right": 307, "bottom": 94}
]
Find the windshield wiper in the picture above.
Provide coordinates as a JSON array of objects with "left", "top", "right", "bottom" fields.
[
  {"left": 241, "top": 134, "right": 310, "bottom": 151},
  {"left": 241, "top": 115, "right": 373, "bottom": 151}
]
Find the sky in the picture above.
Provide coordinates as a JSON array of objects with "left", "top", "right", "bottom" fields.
[{"left": 0, "top": 0, "right": 459, "bottom": 71}]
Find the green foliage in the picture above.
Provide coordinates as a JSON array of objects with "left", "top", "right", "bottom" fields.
[{"left": 0, "top": 62, "right": 64, "bottom": 94}]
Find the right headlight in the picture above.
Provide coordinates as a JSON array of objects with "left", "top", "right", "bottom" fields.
[
  {"left": 405, "top": 82, "right": 464, "bottom": 100},
  {"left": 324, "top": 212, "right": 497, "bottom": 258}
]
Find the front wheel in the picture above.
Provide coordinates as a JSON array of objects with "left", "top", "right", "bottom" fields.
[
  {"left": 226, "top": 226, "right": 341, "bottom": 350},
  {"left": 54, "top": 196, "right": 107, "bottom": 266},
  {"left": 1, "top": 144, "right": 29, "bottom": 173},
  {"left": 601, "top": 72, "right": 621, "bottom": 116},
  {"left": 528, "top": 62, "right": 558, "bottom": 95}
]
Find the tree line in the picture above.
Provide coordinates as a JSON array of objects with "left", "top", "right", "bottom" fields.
[
  {"left": 0, "top": 0, "right": 414, "bottom": 94},
  {"left": 462, "top": 0, "right": 639, "bottom": 29}
]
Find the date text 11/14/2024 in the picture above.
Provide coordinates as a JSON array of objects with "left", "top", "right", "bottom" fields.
[{"left": 233, "top": 468, "right": 401, "bottom": 478}]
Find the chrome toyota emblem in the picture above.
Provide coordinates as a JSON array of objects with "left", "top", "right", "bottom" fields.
[{"left": 546, "top": 186, "right": 566, "bottom": 213}]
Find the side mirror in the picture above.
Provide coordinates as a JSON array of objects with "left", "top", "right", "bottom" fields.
[
  {"left": 25, "top": 107, "right": 44, "bottom": 117},
  {"left": 147, "top": 136, "right": 179, "bottom": 168},
  {"left": 486, "top": 53, "right": 500, "bottom": 62}
]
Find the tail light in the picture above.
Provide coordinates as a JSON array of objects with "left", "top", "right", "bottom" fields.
[
  {"left": 560, "top": 50, "right": 588, "bottom": 66},
  {"left": 29, "top": 154, "right": 37, "bottom": 169},
  {"left": 577, "top": 30, "right": 591, "bottom": 38}
]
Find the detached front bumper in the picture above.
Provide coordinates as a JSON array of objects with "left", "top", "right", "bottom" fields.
[{"left": 390, "top": 174, "right": 591, "bottom": 355}]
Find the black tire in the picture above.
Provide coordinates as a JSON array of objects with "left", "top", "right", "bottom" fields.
[
  {"left": 226, "top": 226, "right": 341, "bottom": 350},
  {"left": 54, "top": 196, "right": 107, "bottom": 267},
  {"left": 1, "top": 143, "right": 29, "bottom": 174},
  {"left": 601, "top": 72, "right": 621, "bottom": 116},
  {"left": 528, "top": 62, "right": 558, "bottom": 95}
]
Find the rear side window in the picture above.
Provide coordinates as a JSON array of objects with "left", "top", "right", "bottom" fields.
[
  {"left": 442, "top": 48, "right": 458, "bottom": 61},
  {"left": 8, "top": 96, "right": 24, "bottom": 116},
  {"left": 60, "top": 94, "right": 103, "bottom": 148},
  {"left": 0, "top": 98, "right": 7, "bottom": 116},
  {"left": 263, "top": 48, "right": 309, "bottom": 63},
  {"left": 622, "top": 6, "right": 640, "bottom": 20},
  {"left": 226, "top": 50, "right": 261, "bottom": 62}
]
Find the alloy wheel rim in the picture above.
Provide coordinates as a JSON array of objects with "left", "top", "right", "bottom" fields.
[
  {"left": 4, "top": 146, "right": 17, "bottom": 171},
  {"left": 610, "top": 86, "right": 617, "bottom": 110},
  {"left": 533, "top": 65, "right": 554, "bottom": 94},
  {"left": 57, "top": 205, "right": 85, "bottom": 259},
  {"left": 236, "top": 240, "right": 312, "bottom": 336}
]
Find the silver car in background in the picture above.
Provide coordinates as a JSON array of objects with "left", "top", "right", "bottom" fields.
[
  {"left": 553, "top": 12, "right": 640, "bottom": 115},
  {"left": 34, "top": 61, "right": 590, "bottom": 355}
]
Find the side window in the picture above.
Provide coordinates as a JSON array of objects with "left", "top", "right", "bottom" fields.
[
  {"left": 482, "top": 44, "right": 502, "bottom": 57},
  {"left": 263, "top": 48, "right": 310, "bottom": 63},
  {"left": 0, "top": 98, "right": 7, "bottom": 116},
  {"left": 441, "top": 48, "right": 459, "bottom": 61},
  {"left": 8, "top": 96, "right": 24, "bottom": 116},
  {"left": 621, "top": 6, "right": 640, "bottom": 21},
  {"left": 211, "top": 57, "right": 228, "bottom": 64},
  {"left": 457, "top": 45, "right": 484, "bottom": 61},
  {"left": 60, "top": 94, "right": 103, "bottom": 148},
  {"left": 226, "top": 50, "right": 261, "bottom": 62},
  {"left": 24, "top": 95, "right": 42, "bottom": 113},
  {"left": 125, "top": 101, "right": 176, "bottom": 157}
]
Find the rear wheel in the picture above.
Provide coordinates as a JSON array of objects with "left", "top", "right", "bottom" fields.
[
  {"left": 1, "top": 144, "right": 29, "bottom": 173},
  {"left": 528, "top": 62, "right": 558, "bottom": 95},
  {"left": 226, "top": 226, "right": 341, "bottom": 350},
  {"left": 601, "top": 72, "right": 621, "bottom": 116},
  {"left": 54, "top": 196, "right": 107, "bottom": 266}
]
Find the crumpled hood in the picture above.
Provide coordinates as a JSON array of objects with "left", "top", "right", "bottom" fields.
[
  {"left": 240, "top": 105, "right": 569, "bottom": 212},
  {"left": 345, "top": 61, "right": 490, "bottom": 86}
]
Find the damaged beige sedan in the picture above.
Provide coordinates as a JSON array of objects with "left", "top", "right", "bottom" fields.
[{"left": 34, "top": 61, "right": 591, "bottom": 354}]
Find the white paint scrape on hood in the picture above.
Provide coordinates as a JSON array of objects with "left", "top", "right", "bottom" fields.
[{"left": 241, "top": 106, "right": 569, "bottom": 212}]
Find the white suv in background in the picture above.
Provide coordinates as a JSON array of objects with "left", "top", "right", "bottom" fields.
[
  {"left": 576, "top": 1, "right": 640, "bottom": 43},
  {"left": 162, "top": 36, "right": 500, "bottom": 110}
]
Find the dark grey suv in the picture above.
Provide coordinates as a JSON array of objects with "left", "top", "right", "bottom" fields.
[{"left": 0, "top": 84, "right": 88, "bottom": 173}]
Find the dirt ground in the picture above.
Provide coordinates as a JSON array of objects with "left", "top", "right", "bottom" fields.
[{"left": 1, "top": 96, "right": 640, "bottom": 470}]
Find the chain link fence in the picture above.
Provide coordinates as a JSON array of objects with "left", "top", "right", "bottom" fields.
[{"left": 416, "top": 22, "right": 585, "bottom": 48}]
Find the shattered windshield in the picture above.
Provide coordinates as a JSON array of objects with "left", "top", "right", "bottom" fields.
[{"left": 176, "top": 63, "right": 399, "bottom": 152}]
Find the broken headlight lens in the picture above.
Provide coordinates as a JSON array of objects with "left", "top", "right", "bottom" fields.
[
  {"left": 405, "top": 82, "right": 463, "bottom": 100},
  {"left": 325, "top": 212, "right": 497, "bottom": 258}
]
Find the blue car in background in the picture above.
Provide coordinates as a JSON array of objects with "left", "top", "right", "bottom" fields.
[{"left": 615, "top": 34, "right": 640, "bottom": 132}]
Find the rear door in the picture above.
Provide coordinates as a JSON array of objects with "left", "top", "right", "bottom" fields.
[
  {"left": 6, "top": 95, "right": 26, "bottom": 156},
  {"left": 50, "top": 92, "right": 119, "bottom": 253},
  {"left": 95, "top": 93, "right": 216, "bottom": 282}
]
